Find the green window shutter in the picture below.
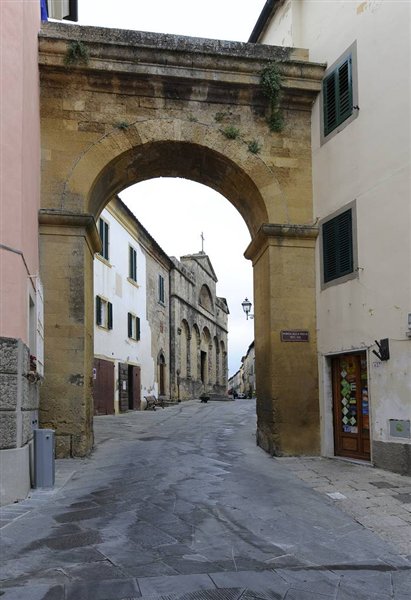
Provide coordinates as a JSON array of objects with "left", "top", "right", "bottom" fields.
[
  {"left": 98, "top": 219, "right": 109, "bottom": 260},
  {"left": 107, "top": 302, "right": 113, "bottom": 330},
  {"left": 338, "top": 57, "right": 353, "bottom": 123},
  {"left": 129, "top": 247, "right": 137, "bottom": 281},
  {"left": 337, "top": 209, "right": 353, "bottom": 276},
  {"left": 136, "top": 317, "right": 141, "bottom": 341},
  {"left": 128, "top": 312, "right": 133, "bottom": 338},
  {"left": 323, "top": 220, "right": 338, "bottom": 282},
  {"left": 104, "top": 222, "right": 109, "bottom": 260},
  {"left": 96, "top": 296, "right": 102, "bottom": 326},
  {"left": 323, "top": 209, "right": 353, "bottom": 283},
  {"left": 323, "top": 55, "right": 353, "bottom": 137},
  {"left": 129, "top": 247, "right": 133, "bottom": 279},
  {"left": 323, "top": 71, "right": 338, "bottom": 136}
]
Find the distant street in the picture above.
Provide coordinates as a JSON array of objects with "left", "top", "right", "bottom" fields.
[{"left": 1, "top": 400, "right": 410, "bottom": 600}]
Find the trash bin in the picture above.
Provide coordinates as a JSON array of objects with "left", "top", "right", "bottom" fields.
[{"left": 34, "top": 429, "right": 55, "bottom": 489}]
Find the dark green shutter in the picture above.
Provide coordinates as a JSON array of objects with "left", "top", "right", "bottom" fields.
[
  {"left": 128, "top": 312, "right": 133, "bottom": 338},
  {"left": 136, "top": 317, "right": 141, "bottom": 341},
  {"left": 337, "top": 210, "right": 353, "bottom": 275},
  {"left": 98, "top": 219, "right": 109, "bottom": 260},
  {"left": 107, "top": 302, "right": 113, "bottom": 329},
  {"left": 129, "top": 247, "right": 136, "bottom": 280},
  {"left": 323, "top": 55, "right": 353, "bottom": 137},
  {"left": 104, "top": 222, "right": 109, "bottom": 260},
  {"left": 96, "top": 296, "right": 102, "bottom": 326},
  {"left": 338, "top": 57, "right": 353, "bottom": 123},
  {"left": 323, "top": 209, "right": 353, "bottom": 283},
  {"left": 323, "top": 71, "right": 338, "bottom": 136}
]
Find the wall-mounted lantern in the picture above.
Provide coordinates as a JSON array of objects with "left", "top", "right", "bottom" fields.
[{"left": 241, "top": 298, "right": 254, "bottom": 320}]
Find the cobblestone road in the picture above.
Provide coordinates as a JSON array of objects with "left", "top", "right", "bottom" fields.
[{"left": 1, "top": 399, "right": 410, "bottom": 599}]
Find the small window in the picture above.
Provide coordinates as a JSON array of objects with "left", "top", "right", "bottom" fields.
[
  {"left": 96, "top": 296, "right": 113, "bottom": 330},
  {"left": 46, "top": 0, "right": 78, "bottom": 21},
  {"left": 128, "top": 313, "right": 141, "bottom": 341},
  {"left": 158, "top": 274, "right": 165, "bottom": 304},
  {"left": 129, "top": 246, "right": 137, "bottom": 282},
  {"left": 322, "top": 209, "right": 354, "bottom": 284},
  {"left": 98, "top": 218, "right": 109, "bottom": 261}
]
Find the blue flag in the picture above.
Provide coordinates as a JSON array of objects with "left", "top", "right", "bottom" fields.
[{"left": 40, "top": 0, "right": 48, "bottom": 21}]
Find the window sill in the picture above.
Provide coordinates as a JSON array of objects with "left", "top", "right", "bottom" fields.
[
  {"left": 96, "top": 254, "right": 112, "bottom": 268},
  {"left": 127, "top": 277, "right": 140, "bottom": 288}
]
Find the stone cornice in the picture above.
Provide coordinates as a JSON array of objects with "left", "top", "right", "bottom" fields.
[
  {"left": 244, "top": 223, "right": 318, "bottom": 263},
  {"left": 39, "top": 209, "right": 102, "bottom": 255},
  {"left": 38, "top": 23, "right": 325, "bottom": 109}
]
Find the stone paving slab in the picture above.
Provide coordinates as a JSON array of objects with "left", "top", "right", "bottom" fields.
[{"left": 1, "top": 401, "right": 410, "bottom": 600}]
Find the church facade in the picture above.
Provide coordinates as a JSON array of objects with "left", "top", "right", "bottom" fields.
[{"left": 170, "top": 253, "right": 229, "bottom": 402}]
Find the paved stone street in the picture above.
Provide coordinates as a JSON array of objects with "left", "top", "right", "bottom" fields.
[{"left": 1, "top": 400, "right": 410, "bottom": 599}]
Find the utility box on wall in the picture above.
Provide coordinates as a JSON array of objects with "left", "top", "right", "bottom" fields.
[{"left": 34, "top": 429, "right": 55, "bottom": 488}]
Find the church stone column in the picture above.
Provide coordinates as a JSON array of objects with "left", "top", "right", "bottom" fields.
[
  {"left": 39, "top": 211, "right": 101, "bottom": 458},
  {"left": 245, "top": 224, "right": 319, "bottom": 456}
]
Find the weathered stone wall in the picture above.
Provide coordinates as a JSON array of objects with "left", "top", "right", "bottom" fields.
[
  {"left": 0, "top": 337, "right": 39, "bottom": 505},
  {"left": 170, "top": 254, "right": 228, "bottom": 400}
]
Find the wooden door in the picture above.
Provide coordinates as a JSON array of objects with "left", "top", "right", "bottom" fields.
[
  {"left": 128, "top": 365, "right": 141, "bottom": 410},
  {"left": 118, "top": 362, "right": 129, "bottom": 413},
  {"left": 332, "top": 352, "right": 370, "bottom": 460},
  {"left": 93, "top": 358, "right": 115, "bottom": 415}
]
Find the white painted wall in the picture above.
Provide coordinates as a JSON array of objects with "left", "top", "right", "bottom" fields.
[
  {"left": 260, "top": 0, "right": 411, "bottom": 454},
  {"left": 94, "top": 206, "right": 156, "bottom": 412}
]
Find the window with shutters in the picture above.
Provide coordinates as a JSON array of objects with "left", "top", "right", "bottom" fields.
[
  {"left": 128, "top": 313, "right": 141, "bottom": 341},
  {"left": 320, "top": 202, "right": 358, "bottom": 288},
  {"left": 98, "top": 218, "right": 109, "bottom": 261},
  {"left": 46, "top": 0, "right": 78, "bottom": 21},
  {"left": 158, "top": 274, "right": 165, "bottom": 304},
  {"left": 129, "top": 246, "right": 137, "bottom": 282},
  {"left": 321, "top": 43, "right": 358, "bottom": 142},
  {"left": 96, "top": 296, "right": 113, "bottom": 330}
]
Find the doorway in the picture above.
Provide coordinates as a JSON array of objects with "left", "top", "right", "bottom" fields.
[
  {"left": 93, "top": 358, "right": 115, "bottom": 415},
  {"left": 128, "top": 365, "right": 141, "bottom": 410},
  {"left": 332, "top": 352, "right": 370, "bottom": 461}
]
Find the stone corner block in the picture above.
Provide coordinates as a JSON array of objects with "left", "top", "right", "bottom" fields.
[{"left": 0, "top": 413, "right": 17, "bottom": 449}]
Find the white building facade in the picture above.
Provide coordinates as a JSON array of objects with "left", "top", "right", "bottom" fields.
[
  {"left": 251, "top": 0, "right": 411, "bottom": 474},
  {"left": 94, "top": 201, "right": 163, "bottom": 414}
]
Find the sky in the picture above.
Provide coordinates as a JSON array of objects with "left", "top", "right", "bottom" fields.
[{"left": 77, "top": 0, "right": 267, "bottom": 376}]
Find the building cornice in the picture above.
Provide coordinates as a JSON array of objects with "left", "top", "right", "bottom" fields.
[
  {"left": 39, "top": 209, "right": 102, "bottom": 254},
  {"left": 39, "top": 22, "right": 325, "bottom": 110},
  {"left": 244, "top": 223, "right": 318, "bottom": 264}
]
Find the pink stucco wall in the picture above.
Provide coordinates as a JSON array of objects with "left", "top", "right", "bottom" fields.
[{"left": 0, "top": 1, "right": 41, "bottom": 345}]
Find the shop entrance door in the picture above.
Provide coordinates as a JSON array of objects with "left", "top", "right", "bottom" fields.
[{"left": 332, "top": 352, "right": 370, "bottom": 461}]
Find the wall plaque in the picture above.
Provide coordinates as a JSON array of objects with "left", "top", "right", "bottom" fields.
[{"left": 281, "top": 330, "right": 309, "bottom": 342}]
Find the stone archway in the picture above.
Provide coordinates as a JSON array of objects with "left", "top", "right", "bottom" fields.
[{"left": 38, "top": 22, "right": 324, "bottom": 458}]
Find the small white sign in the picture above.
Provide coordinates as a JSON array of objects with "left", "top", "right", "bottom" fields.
[
  {"left": 122, "top": 381, "right": 127, "bottom": 391},
  {"left": 326, "top": 492, "right": 347, "bottom": 501},
  {"left": 92, "top": 368, "right": 97, "bottom": 380},
  {"left": 372, "top": 361, "right": 382, "bottom": 368}
]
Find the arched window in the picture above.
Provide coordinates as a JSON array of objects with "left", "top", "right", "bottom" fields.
[{"left": 199, "top": 284, "right": 214, "bottom": 313}]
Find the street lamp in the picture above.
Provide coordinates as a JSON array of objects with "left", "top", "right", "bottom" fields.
[{"left": 241, "top": 297, "right": 254, "bottom": 320}]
